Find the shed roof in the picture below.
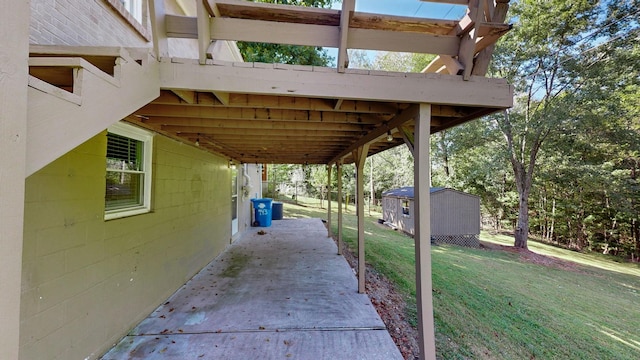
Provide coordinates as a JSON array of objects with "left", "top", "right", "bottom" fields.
[{"left": 381, "top": 187, "right": 446, "bottom": 198}]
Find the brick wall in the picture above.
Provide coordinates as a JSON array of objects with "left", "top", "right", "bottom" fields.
[
  {"left": 30, "top": 0, "right": 151, "bottom": 47},
  {"left": 20, "top": 130, "right": 233, "bottom": 359}
]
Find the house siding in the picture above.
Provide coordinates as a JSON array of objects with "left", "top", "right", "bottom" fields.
[{"left": 20, "top": 130, "right": 233, "bottom": 360}]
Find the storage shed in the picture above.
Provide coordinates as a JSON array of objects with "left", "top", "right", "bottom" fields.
[{"left": 382, "top": 187, "right": 480, "bottom": 247}]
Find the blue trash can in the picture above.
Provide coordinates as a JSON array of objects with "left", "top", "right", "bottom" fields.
[
  {"left": 272, "top": 202, "right": 283, "bottom": 220},
  {"left": 251, "top": 198, "right": 273, "bottom": 227}
]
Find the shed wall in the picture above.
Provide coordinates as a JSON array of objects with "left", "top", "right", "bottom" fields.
[
  {"left": 20, "top": 131, "right": 232, "bottom": 360},
  {"left": 431, "top": 190, "right": 480, "bottom": 236},
  {"left": 382, "top": 197, "right": 415, "bottom": 235}
]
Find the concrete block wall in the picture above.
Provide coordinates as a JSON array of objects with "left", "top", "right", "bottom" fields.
[
  {"left": 30, "top": 0, "right": 151, "bottom": 47},
  {"left": 21, "top": 129, "right": 233, "bottom": 360}
]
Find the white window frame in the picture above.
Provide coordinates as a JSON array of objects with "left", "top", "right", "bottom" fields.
[
  {"left": 105, "top": 122, "right": 153, "bottom": 220},
  {"left": 121, "top": 0, "right": 143, "bottom": 23}
]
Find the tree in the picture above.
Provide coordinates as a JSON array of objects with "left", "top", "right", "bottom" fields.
[
  {"left": 237, "top": 0, "right": 335, "bottom": 66},
  {"left": 491, "top": 0, "right": 601, "bottom": 248}
]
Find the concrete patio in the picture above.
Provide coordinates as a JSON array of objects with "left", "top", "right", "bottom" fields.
[{"left": 101, "top": 218, "right": 402, "bottom": 359}]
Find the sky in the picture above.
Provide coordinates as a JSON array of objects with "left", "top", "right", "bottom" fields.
[
  {"left": 330, "top": 0, "right": 466, "bottom": 20},
  {"left": 325, "top": 0, "right": 467, "bottom": 66}
]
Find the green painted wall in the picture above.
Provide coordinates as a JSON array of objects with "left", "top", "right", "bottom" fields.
[{"left": 20, "top": 128, "right": 232, "bottom": 359}]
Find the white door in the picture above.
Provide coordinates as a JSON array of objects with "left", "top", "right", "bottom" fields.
[{"left": 231, "top": 167, "right": 239, "bottom": 236}]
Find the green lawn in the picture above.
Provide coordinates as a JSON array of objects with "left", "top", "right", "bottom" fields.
[{"left": 284, "top": 197, "right": 640, "bottom": 360}]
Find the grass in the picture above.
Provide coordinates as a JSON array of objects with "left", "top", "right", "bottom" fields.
[{"left": 283, "top": 197, "right": 640, "bottom": 360}]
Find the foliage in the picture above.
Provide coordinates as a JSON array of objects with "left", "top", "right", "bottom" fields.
[{"left": 236, "top": 0, "right": 335, "bottom": 66}]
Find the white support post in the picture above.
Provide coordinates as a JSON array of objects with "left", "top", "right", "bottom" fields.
[
  {"left": 338, "top": 0, "right": 355, "bottom": 72},
  {"left": 414, "top": 103, "right": 436, "bottom": 360},
  {"left": 337, "top": 161, "right": 343, "bottom": 255},
  {"left": 197, "top": 0, "right": 212, "bottom": 64},
  {"left": 354, "top": 144, "right": 369, "bottom": 294},
  {"left": 149, "top": 0, "right": 169, "bottom": 59},
  {"left": 0, "top": 0, "right": 29, "bottom": 358},
  {"left": 327, "top": 164, "right": 332, "bottom": 238}
]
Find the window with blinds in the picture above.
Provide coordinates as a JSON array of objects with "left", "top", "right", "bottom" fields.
[{"left": 105, "top": 122, "right": 153, "bottom": 220}]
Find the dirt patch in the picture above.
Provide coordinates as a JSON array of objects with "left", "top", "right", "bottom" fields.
[
  {"left": 336, "top": 239, "right": 420, "bottom": 360},
  {"left": 480, "top": 241, "right": 582, "bottom": 272}
]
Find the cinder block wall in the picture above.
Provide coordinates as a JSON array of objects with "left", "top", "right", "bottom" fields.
[{"left": 20, "top": 131, "right": 232, "bottom": 359}]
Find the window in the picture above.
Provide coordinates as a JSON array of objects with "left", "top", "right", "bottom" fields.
[
  {"left": 106, "top": 0, "right": 150, "bottom": 40},
  {"left": 120, "top": 0, "right": 143, "bottom": 23},
  {"left": 105, "top": 122, "right": 153, "bottom": 220},
  {"left": 402, "top": 199, "right": 410, "bottom": 216}
]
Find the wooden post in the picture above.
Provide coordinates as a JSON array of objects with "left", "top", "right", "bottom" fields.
[
  {"left": 196, "top": 0, "right": 212, "bottom": 64},
  {"left": 414, "top": 103, "right": 436, "bottom": 360},
  {"left": 149, "top": 0, "right": 169, "bottom": 59},
  {"left": 327, "top": 164, "right": 332, "bottom": 238},
  {"left": 337, "top": 161, "right": 343, "bottom": 255},
  {"left": 354, "top": 144, "right": 369, "bottom": 294},
  {"left": 0, "top": 0, "right": 29, "bottom": 358}
]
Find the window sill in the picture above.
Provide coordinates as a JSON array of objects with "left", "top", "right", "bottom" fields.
[
  {"left": 105, "top": 0, "right": 151, "bottom": 42},
  {"left": 105, "top": 207, "right": 151, "bottom": 221}
]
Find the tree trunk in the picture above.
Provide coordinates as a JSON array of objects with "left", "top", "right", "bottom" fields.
[{"left": 514, "top": 193, "right": 529, "bottom": 249}]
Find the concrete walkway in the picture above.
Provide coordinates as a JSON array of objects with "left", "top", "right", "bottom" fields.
[{"left": 101, "top": 218, "right": 403, "bottom": 360}]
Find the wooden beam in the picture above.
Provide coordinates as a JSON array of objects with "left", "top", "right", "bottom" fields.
[
  {"left": 350, "top": 12, "right": 457, "bottom": 35},
  {"left": 197, "top": 0, "right": 211, "bottom": 64},
  {"left": 204, "top": 0, "right": 222, "bottom": 17},
  {"left": 483, "top": 0, "right": 495, "bottom": 22},
  {"left": 166, "top": 15, "right": 460, "bottom": 55},
  {"left": 152, "top": 91, "right": 400, "bottom": 114},
  {"left": 398, "top": 125, "right": 415, "bottom": 156},
  {"left": 138, "top": 104, "right": 386, "bottom": 124},
  {"left": 170, "top": 89, "right": 196, "bottom": 104},
  {"left": 354, "top": 144, "right": 369, "bottom": 294},
  {"left": 458, "top": 0, "right": 484, "bottom": 80},
  {"left": 338, "top": 0, "right": 354, "bottom": 72},
  {"left": 212, "top": 91, "right": 229, "bottom": 105},
  {"left": 348, "top": 28, "right": 459, "bottom": 55},
  {"left": 414, "top": 103, "right": 437, "bottom": 360},
  {"left": 329, "top": 104, "right": 420, "bottom": 165},
  {"left": 472, "top": 0, "right": 511, "bottom": 76},
  {"left": 153, "top": 118, "right": 368, "bottom": 131},
  {"left": 149, "top": 0, "right": 169, "bottom": 59},
  {"left": 337, "top": 161, "right": 343, "bottom": 255},
  {"left": 327, "top": 164, "right": 332, "bottom": 237},
  {"left": 422, "top": 55, "right": 464, "bottom": 75},
  {"left": 160, "top": 60, "right": 514, "bottom": 108},
  {"left": 161, "top": 126, "right": 357, "bottom": 137},
  {"left": 211, "top": 0, "right": 340, "bottom": 25}
]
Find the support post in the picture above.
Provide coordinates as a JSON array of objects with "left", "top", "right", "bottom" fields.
[
  {"left": 327, "top": 164, "right": 332, "bottom": 238},
  {"left": 354, "top": 144, "right": 369, "bottom": 294},
  {"left": 414, "top": 103, "right": 436, "bottom": 359},
  {"left": 196, "top": 0, "right": 212, "bottom": 64},
  {"left": 0, "top": 0, "right": 29, "bottom": 358},
  {"left": 337, "top": 161, "right": 343, "bottom": 255},
  {"left": 149, "top": 0, "right": 169, "bottom": 59}
]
